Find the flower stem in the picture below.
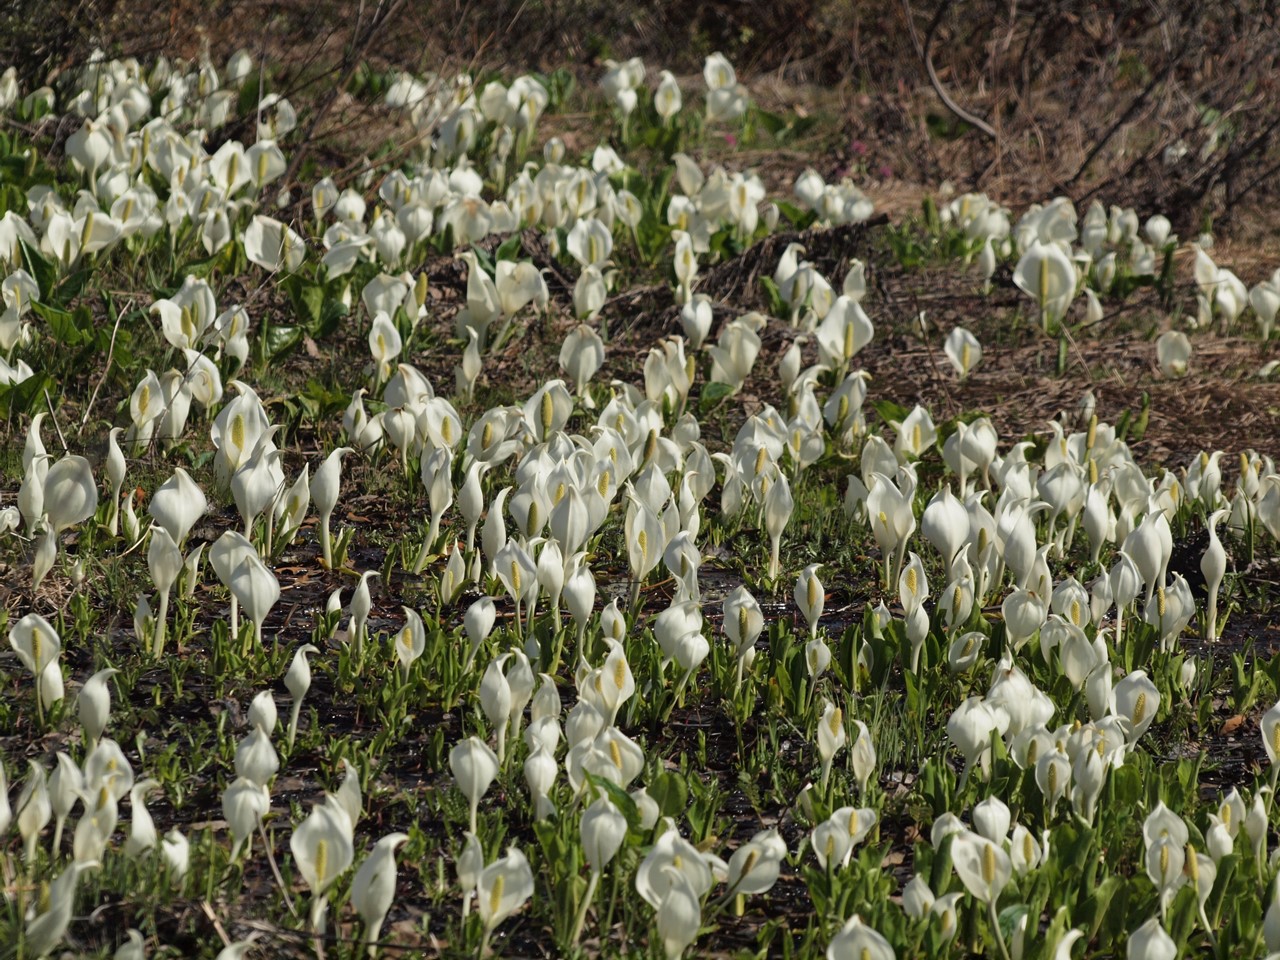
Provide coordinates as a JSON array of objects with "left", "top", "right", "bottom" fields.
[
  {"left": 287, "top": 701, "right": 302, "bottom": 752},
  {"left": 660, "top": 668, "right": 695, "bottom": 723},
  {"left": 570, "top": 870, "right": 600, "bottom": 945},
  {"left": 987, "top": 898, "right": 1012, "bottom": 960},
  {"left": 153, "top": 588, "right": 170, "bottom": 659}
]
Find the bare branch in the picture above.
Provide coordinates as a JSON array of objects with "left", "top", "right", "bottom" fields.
[
  {"left": 901, "top": 0, "right": 998, "bottom": 140},
  {"left": 281, "top": 0, "right": 408, "bottom": 193}
]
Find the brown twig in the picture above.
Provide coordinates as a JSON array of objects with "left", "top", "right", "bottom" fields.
[
  {"left": 901, "top": 0, "right": 997, "bottom": 141},
  {"left": 258, "top": 822, "right": 300, "bottom": 918},
  {"left": 200, "top": 900, "right": 234, "bottom": 948},
  {"left": 281, "top": 0, "right": 408, "bottom": 193},
  {"left": 1064, "top": 28, "right": 1194, "bottom": 189},
  {"left": 77, "top": 297, "right": 130, "bottom": 435},
  {"left": 41, "top": 388, "right": 68, "bottom": 453}
]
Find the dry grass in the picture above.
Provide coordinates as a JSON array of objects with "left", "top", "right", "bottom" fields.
[
  {"left": 9, "top": 1, "right": 1278, "bottom": 243},
  {"left": 5, "top": 0, "right": 1279, "bottom": 464}
]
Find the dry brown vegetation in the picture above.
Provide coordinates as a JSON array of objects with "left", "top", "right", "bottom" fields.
[
  {"left": 7, "top": 1, "right": 1280, "bottom": 463},
  {"left": 8, "top": 0, "right": 1280, "bottom": 245}
]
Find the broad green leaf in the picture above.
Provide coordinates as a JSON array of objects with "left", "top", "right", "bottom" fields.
[
  {"left": 699, "top": 381, "right": 735, "bottom": 412},
  {"left": 20, "top": 239, "right": 56, "bottom": 298},
  {"left": 997, "top": 904, "right": 1029, "bottom": 944},
  {"left": 265, "top": 323, "right": 303, "bottom": 363},
  {"left": 495, "top": 233, "right": 523, "bottom": 262},
  {"left": 871, "top": 398, "right": 912, "bottom": 429},
  {"left": 51, "top": 266, "right": 92, "bottom": 307},
  {"left": 0, "top": 371, "right": 52, "bottom": 417},
  {"left": 32, "top": 300, "right": 86, "bottom": 346},
  {"left": 314, "top": 295, "right": 348, "bottom": 338},
  {"left": 584, "top": 772, "right": 642, "bottom": 831},
  {"left": 777, "top": 201, "right": 814, "bottom": 228},
  {"left": 283, "top": 274, "right": 324, "bottom": 328},
  {"left": 649, "top": 770, "right": 689, "bottom": 818}
]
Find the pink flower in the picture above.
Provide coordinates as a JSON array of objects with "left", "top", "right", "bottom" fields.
[
  {"left": 850, "top": 140, "right": 868, "bottom": 157},
  {"left": 724, "top": 133, "right": 738, "bottom": 147}
]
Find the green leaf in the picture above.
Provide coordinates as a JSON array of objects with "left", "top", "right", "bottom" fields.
[
  {"left": 871, "top": 398, "right": 911, "bottom": 428},
  {"left": 536, "top": 68, "right": 576, "bottom": 111},
  {"left": 1114, "top": 407, "right": 1133, "bottom": 441},
  {"left": 20, "top": 239, "right": 56, "bottom": 299},
  {"left": 777, "top": 201, "right": 814, "bottom": 229},
  {"left": 32, "top": 300, "right": 87, "bottom": 346},
  {"left": 904, "top": 667, "right": 922, "bottom": 719},
  {"left": 0, "top": 183, "right": 25, "bottom": 216},
  {"left": 1130, "top": 392, "right": 1150, "bottom": 441},
  {"left": 836, "top": 622, "right": 861, "bottom": 688},
  {"left": 0, "top": 155, "right": 26, "bottom": 181},
  {"left": 787, "top": 646, "right": 808, "bottom": 709},
  {"left": 314, "top": 296, "right": 348, "bottom": 339},
  {"left": 699, "top": 381, "right": 735, "bottom": 413},
  {"left": 18, "top": 94, "right": 51, "bottom": 122},
  {"left": 760, "top": 276, "right": 786, "bottom": 317},
  {"left": 495, "top": 233, "right": 523, "bottom": 262},
  {"left": 264, "top": 323, "right": 303, "bottom": 363},
  {"left": 471, "top": 245, "right": 496, "bottom": 279},
  {"left": 584, "top": 772, "right": 642, "bottom": 830},
  {"left": 1040, "top": 906, "right": 1073, "bottom": 960},
  {"left": 434, "top": 223, "right": 456, "bottom": 254},
  {"left": 927, "top": 832, "right": 955, "bottom": 892},
  {"left": 754, "top": 108, "right": 787, "bottom": 137},
  {"left": 51, "top": 267, "right": 92, "bottom": 308},
  {"left": 182, "top": 251, "right": 224, "bottom": 280},
  {"left": 237, "top": 77, "right": 268, "bottom": 118},
  {"left": 926, "top": 112, "right": 973, "bottom": 141},
  {"left": 1077, "top": 874, "right": 1122, "bottom": 942},
  {"left": 282, "top": 275, "right": 324, "bottom": 328},
  {"left": 649, "top": 770, "right": 689, "bottom": 818},
  {"left": 72, "top": 303, "right": 94, "bottom": 335},
  {"left": 997, "top": 904, "right": 1029, "bottom": 944},
  {"left": 921, "top": 196, "right": 941, "bottom": 234},
  {"left": 1111, "top": 764, "right": 1141, "bottom": 808},
  {"left": 706, "top": 227, "right": 743, "bottom": 262},
  {"left": 0, "top": 371, "right": 52, "bottom": 417},
  {"left": 1205, "top": 852, "right": 1237, "bottom": 924}
]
